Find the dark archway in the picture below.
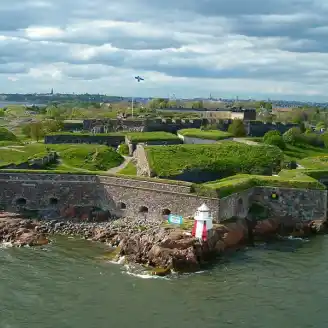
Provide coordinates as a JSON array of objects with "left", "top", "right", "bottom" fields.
[
  {"left": 49, "top": 197, "right": 59, "bottom": 205},
  {"left": 139, "top": 206, "right": 148, "bottom": 213},
  {"left": 16, "top": 198, "right": 27, "bottom": 206},
  {"left": 119, "top": 202, "right": 127, "bottom": 210},
  {"left": 162, "top": 208, "right": 171, "bottom": 215}
]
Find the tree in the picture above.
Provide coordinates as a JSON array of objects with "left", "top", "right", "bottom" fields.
[
  {"left": 167, "top": 100, "right": 177, "bottom": 108},
  {"left": 263, "top": 130, "right": 281, "bottom": 142},
  {"left": 43, "top": 119, "right": 63, "bottom": 133},
  {"left": 265, "top": 102, "right": 272, "bottom": 110},
  {"left": 30, "top": 122, "right": 45, "bottom": 141},
  {"left": 264, "top": 135, "right": 286, "bottom": 150},
  {"left": 46, "top": 106, "right": 61, "bottom": 119},
  {"left": 283, "top": 127, "right": 302, "bottom": 145},
  {"left": 228, "top": 119, "right": 246, "bottom": 137},
  {"left": 316, "top": 121, "right": 326, "bottom": 131},
  {"left": 0, "top": 109, "right": 4, "bottom": 117},
  {"left": 191, "top": 101, "right": 204, "bottom": 109},
  {"left": 22, "top": 122, "right": 45, "bottom": 141}
]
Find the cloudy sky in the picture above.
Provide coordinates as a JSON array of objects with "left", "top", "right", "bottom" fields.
[{"left": 1, "top": 0, "right": 328, "bottom": 100}]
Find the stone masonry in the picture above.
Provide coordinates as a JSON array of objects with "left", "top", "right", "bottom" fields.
[{"left": 0, "top": 172, "right": 326, "bottom": 222}]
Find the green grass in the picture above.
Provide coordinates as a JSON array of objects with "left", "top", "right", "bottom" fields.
[
  {"left": 0, "top": 144, "right": 50, "bottom": 167},
  {"left": 194, "top": 173, "right": 325, "bottom": 198},
  {"left": 0, "top": 127, "right": 18, "bottom": 141},
  {"left": 125, "top": 132, "right": 180, "bottom": 142},
  {"left": 297, "top": 156, "right": 328, "bottom": 169},
  {"left": 178, "top": 128, "right": 232, "bottom": 140},
  {"left": 118, "top": 161, "right": 137, "bottom": 175},
  {"left": 0, "top": 141, "right": 22, "bottom": 146},
  {"left": 47, "top": 144, "right": 124, "bottom": 171},
  {"left": 145, "top": 142, "right": 284, "bottom": 180},
  {"left": 283, "top": 144, "right": 328, "bottom": 161},
  {"left": 0, "top": 143, "right": 124, "bottom": 171}
]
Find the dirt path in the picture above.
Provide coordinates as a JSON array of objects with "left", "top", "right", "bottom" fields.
[{"left": 107, "top": 156, "right": 132, "bottom": 174}]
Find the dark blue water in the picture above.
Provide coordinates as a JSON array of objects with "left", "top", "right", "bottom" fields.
[{"left": 1, "top": 235, "right": 328, "bottom": 328}]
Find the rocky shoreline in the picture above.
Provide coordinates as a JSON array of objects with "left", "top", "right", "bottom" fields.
[{"left": 1, "top": 211, "right": 326, "bottom": 275}]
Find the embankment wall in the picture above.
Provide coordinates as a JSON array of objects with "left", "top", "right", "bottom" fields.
[
  {"left": 0, "top": 173, "right": 219, "bottom": 220},
  {"left": 0, "top": 173, "right": 326, "bottom": 222}
]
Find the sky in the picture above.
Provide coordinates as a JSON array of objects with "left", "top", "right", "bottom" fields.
[{"left": 1, "top": 0, "right": 328, "bottom": 101}]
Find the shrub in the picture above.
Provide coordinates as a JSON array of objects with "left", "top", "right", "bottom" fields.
[
  {"left": 283, "top": 127, "right": 302, "bottom": 145},
  {"left": 227, "top": 119, "right": 246, "bottom": 137},
  {"left": 117, "top": 143, "right": 129, "bottom": 155},
  {"left": 0, "top": 128, "right": 17, "bottom": 141},
  {"left": 264, "top": 135, "right": 286, "bottom": 149},
  {"left": 263, "top": 130, "right": 281, "bottom": 142}
]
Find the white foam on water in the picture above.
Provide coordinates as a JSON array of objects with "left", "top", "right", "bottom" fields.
[
  {"left": 107, "top": 255, "right": 125, "bottom": 265},
  {"left": 124, "top": 270, "right": 170, "bottom": 280},
  {"left": 0, "top": 242, "right": 13, "bottom": 248}
]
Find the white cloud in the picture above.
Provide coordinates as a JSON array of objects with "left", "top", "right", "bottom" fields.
[{"left": 1, "top": 0, "right": 328, "bottom": 100}]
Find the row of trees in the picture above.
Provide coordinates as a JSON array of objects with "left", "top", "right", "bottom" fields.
[{"left": 22, "top": 120, "right": 63, "bottom": 141}]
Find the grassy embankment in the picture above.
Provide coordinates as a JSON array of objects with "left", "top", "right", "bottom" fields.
[
  {"left": 125, "top": 131, "right": 180, "bottom": 142},
  {"left": 145, "top": 142, "right": 283, "bottom": 179},
  {"left": 194, "top": 171, "right": 325, "bottom": 198},
  {"left": 117, "top": 161, "right": 137, "bottom": 175},
  {"left": 178, "top": 129, "right": 232, "bottom": 140},
  {"left": 0, "top": 143, "right": 124, "bottom": 171}
]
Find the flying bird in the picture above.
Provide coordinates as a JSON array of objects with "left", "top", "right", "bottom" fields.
[{"left": 135, "top": 76, "right": 144, "bottom": 82}]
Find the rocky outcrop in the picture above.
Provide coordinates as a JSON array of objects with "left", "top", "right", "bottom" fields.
[
  {"left": 0, "top": 212, "right": 50, "bottom": 247},
  {"left": 113, "top": 219, "right": 249, "bottom": 273},
  {"left": 1, "top": 209, "right": 327, "bottom": 274}
]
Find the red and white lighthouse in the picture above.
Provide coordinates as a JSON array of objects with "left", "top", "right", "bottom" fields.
[{"left": 192, "top": 204, "right": 213, "bottom": 241}]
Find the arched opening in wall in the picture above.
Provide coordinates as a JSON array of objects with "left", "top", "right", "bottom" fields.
[
  {"left": 236, "top": 198, "right": 244, "bottom": 215},
  {"left": 162, "top": 208, "right": 171, "bottom": 216},
  {"left": 139, "top": 206, "right": 148, "bottom": 213},
  {"left": 16, "top": 198, "right": 27, "bottom": 206},
  {"left": 119, "top": 202, "right": 127, "bottom": 210},
  {"left": 49, "top": 197, "right": 59, "bottom": 205}
]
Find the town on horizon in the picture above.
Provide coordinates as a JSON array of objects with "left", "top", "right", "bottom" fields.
[{"left": 1, "top": 91, "right": 328, "bottom": 108}]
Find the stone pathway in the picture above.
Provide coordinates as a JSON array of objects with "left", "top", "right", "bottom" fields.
[
  {"left": 107, "top": 156, "right": 132, "bottom": 174},
  {"left": 0, "top": 146, "right": 25, "bottom": 152},
  {"left": 232, "top": 138, "right": 260, "bottom": 146}
]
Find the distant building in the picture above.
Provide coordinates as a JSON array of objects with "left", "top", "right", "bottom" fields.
[{"left": 201, "top": 108, "right": 256, "bottom": 121}]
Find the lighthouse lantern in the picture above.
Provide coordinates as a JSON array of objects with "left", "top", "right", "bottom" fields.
[{"left": 192, "top": 203, "right": 213, "bottom": 241}]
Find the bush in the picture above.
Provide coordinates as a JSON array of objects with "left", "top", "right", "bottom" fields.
[
  {"left": 117, "top": 143, "right": 129, "bottom": 155},
  {"left": 227, "top": 119, "right": 246, "bottom": 137},
  {"left": 283, "top": 127, "right": 302, "bottom": 145},
  {"left": 264, "top": 135, "right": 286, "bottom": 149},
  {"left": 301, "top": 133, "right": 324, "bottom": 147},
  {"left": 0, "top": 128, "right": 17, "bottom": 141},
  {"left": 263, "top": 130, "right": 281, "bottom": 142}
]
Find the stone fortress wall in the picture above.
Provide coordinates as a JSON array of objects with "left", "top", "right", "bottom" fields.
[{"left": 0, "top": 172, "right": 326, "bottom": 222}]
